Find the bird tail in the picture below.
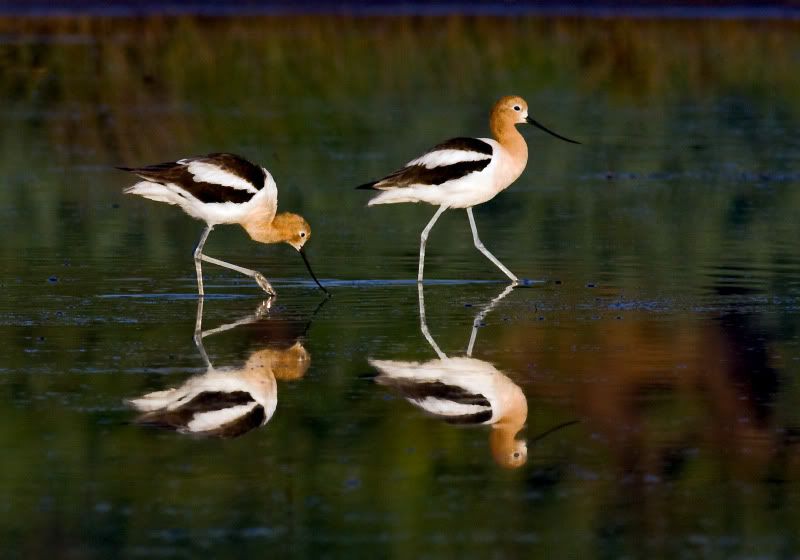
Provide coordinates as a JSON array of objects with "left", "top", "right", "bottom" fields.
[
  {"left": 356, "top": 181, "right": 378, "bottom": 190},
  {"left": 365, "top": 188, "right": 419, "bottom": 206},
  {"left": 123, "top": 181, "right": 181, "bottom": 206}
]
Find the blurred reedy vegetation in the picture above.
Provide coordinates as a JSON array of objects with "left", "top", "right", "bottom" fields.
[{"left": 1, "top": 16, "right": 799, "bottom": 287}]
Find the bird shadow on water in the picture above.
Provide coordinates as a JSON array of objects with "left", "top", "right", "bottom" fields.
[
  {"left": 366, "top": 282, "right": 578, "bottom": 469},
  {"left": 126, "top": 296, "right": 327, "bottom": 438}
]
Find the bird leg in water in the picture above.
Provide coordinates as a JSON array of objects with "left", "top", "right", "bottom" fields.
[
  {"left": 466, "top": 208, "right": 518, "bottom": 283},
  {"left": 418, "top": 205, "right": 449, "bottom": 283},
  {"left": 200, "top": 254, "right": 276, "bottom": 296},
  {"left": 192, "top": 225, "right": 276, "bottom": 296},
  {"left": 193, "top": 225, "right": 214, "bottom": 296}
]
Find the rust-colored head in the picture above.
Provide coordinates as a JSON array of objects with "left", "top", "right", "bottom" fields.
[
  {"left": 491, "top": 95, "right": 531, "bottom": 127},
  {"left": 242, "top": 211, "right": 328, "bottom": 294},
  {"left": 491, "top": 94, "right": 580, "bottom": 145},
  {"left": 270, "top": 212, "right": 311, "bottom": 251},
  {"left": 243, "top": 211, "right": 310, "bottom": 249}
]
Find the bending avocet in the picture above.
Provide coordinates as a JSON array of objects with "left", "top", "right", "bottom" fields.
[
  {"left": 357, "top": 95, "right": 579, "bottom": 283},
  {"left": 119, "top": 152, "right": 327, "bottom": 297}
]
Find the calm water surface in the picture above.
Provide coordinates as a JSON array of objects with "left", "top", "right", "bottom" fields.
[{"left": 1, "top": 14, "right": 800, "bottom": 558}]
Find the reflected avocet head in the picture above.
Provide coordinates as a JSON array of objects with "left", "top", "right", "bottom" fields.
[{"left": 491, "top": 427, "right": 529, "bottom": 469}]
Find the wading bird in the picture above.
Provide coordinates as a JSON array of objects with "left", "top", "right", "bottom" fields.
[
  {"left": 357, "top": 96, "right": 579, "bottom": 283},
  {"left": 119, "top": 153, "right": 327, "bottom": 297}
]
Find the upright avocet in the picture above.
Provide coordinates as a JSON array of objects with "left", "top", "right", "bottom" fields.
[
  {"left": 119, "top": 153, "right": 327, "bottom": 297},
  {"left": 357, "top": 96, "right": 579, "bottom": 283}
]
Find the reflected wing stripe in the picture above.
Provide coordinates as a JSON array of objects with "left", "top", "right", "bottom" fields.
[{"left": 380, "top": 379, "right": 491, "bottom": 407}]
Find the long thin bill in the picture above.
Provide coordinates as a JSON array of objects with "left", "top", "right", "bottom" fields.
[
  {"left": 299, "top": 248, "right": 329, "bottom": 295},
  {"left": 525, "top": 116, "right": 581, "bottom": 144}
]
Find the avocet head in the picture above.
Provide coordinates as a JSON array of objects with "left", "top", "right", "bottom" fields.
[
  {"left": 271, "top": 212, "right": 328, "bottom": 294},
  {"left": 493, "top": 95, "right": 581, "bottom": 144},
  {"left": 494, "top": 95, "right": 531, "bottom": 125},
  {"left": 272, "top": 212, "right": 311, "bottom": 251}
]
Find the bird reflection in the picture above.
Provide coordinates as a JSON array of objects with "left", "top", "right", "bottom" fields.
[
  {"left": 370, "top": 284, "right": 531, "bottom": 469},
  {"left": 128, "top": 298, "right": 318, "bottom": 438}
]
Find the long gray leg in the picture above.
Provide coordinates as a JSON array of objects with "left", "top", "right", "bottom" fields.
[
  {"left": 417, "top": 283, "right": 446, "bottom": 359},
  {"left": 193, "top": 225, "right": 214, "bottom": 296},
  {"left": 199, "top": 254, "right": 275, "bottom": 296},
  {"left": 418, "top": 205, "right": 449, "bottom": 283},
  {"left": 192, "top": 224, "right": 275, "bottom": 296},
  {"left": 466, "top": 207, "right": 518, "bottom": 282}
]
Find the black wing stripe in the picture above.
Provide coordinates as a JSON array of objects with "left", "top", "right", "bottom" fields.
[
  {"left": 201, "top": 153, "right": 266, "bottom": 192},
  {"left": 355, "top": 137, "right": 493, "bottom": 190},
  {"left": 430, "top": 137, "right": 493, "bottom": 155},
  {"left": 374, "top": 159, "right": 490, "bottom": 189},
  {"left": 120, "top": 153, "right": 265, "bottom": 204},
  {"left": 443, "top": 410, "right": 494, "bottom": 425}
]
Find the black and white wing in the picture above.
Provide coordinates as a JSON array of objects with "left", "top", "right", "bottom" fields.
[
  {"left": 119, "top": 152, "right": 268, "bottom": 204},
  {"left": 378, "top": 376, "right": 493, "bottom": 424},
  {"left": 370, "top": 357, "right": 497, "bottom": 424},
  {"left": 357, "top": 137, "right": 494, "bottom": 190},
  {"left": 130, "top": 388, "right": 268, "bottom": 438}
]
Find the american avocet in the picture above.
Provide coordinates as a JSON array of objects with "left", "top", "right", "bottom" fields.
[
  {"left": 119, "top": 153, "right": 327, "bottom": 296},
  {"left": 128, "top": 299, "right": 312, "bottom": 438},
  {"left": 370, "top": 284, "right": 528, "bottom": 468},
  {"left": 357, "top": 96, "right": 579, "bottom": 283}
]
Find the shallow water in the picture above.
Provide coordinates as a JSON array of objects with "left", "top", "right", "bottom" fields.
[{"left": 2, "top": 14, "right": 800, "bottom": 558}]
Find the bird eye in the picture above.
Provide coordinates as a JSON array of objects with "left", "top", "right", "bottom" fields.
[
  {"left": 300, "top": 232, "right": 306, "bottom": 238},
  {"left": 513, "top": 452, "right": 520, "bottom": 458},
  {"left": 513, "top": 105, "right": 521, "bottom": 111}
]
